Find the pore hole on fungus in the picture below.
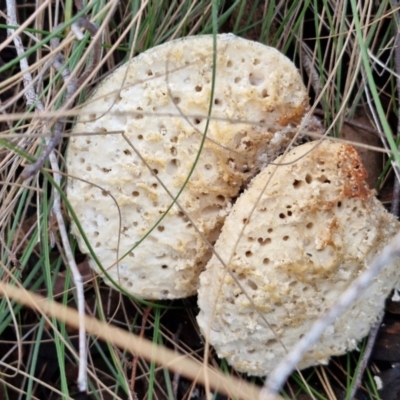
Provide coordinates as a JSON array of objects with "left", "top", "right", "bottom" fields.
[
  {"left": 161, "top": 265, "right": 168, "bottom": 269},
  {"left": 263, "top": 258, "right": 270, "bottom": 264},
  {"left": 279, "top": 213, "right": 286, "bottom": 219},
  {"left": 234, "top": 77, "right": 241, "bottom": 83},
  {"left": 132, "top": 191, "right": 139, "bottom": 197},
  {"left": 201, "top": 204, "right": 221, "bottom": 216},
  {"left": 283, "top": 235, "right": 289, "bottom": 241},
  {"left": 306, "top": 222, "right": 313, "bottom": 229},
  {"left": 247, "top": 279, "right": 258, "bottom": 290},
  {"left": 173, "top": 96, "right": 181, "bottom": 104},
  {"left": 157, "top": 225, "right": 165, "bottom": 232},
  {"left": 318, "top": 175, "right": 331, "bottom": 184},
  {"left": 293, "top": 179, "right": 303, "bottom": 188},
  {"left": 167, "top": 159, "right": 180, "bottom": 174},
  {"left": 214, "top": 98, "right": 222, "bottom": 105},
  {"left": 258, "top": 237, "right": 271, "bottom": 245},
  {"left": 305, "top": 173, "right": 313, "bottom": 184},
  {"left": 195, "top": 85, "right": 202, "bottom": 92},
  {"left": 245, "top": 251, "right": 253, "bottom": 257},
  {"left": 123, "top": 149, "right": 132, "bottom": 155},
  {"left": 227, "top": 60, "right": 233, "bottom": 67},
  {"left": 249, "top": 72, "right": 265, "bottom": 86},
  {"left": 261, "top": 88, "right": 269, "bottom": 98},
  {"left": 194, "top": 118, "right": 201, "bottom": 125}
]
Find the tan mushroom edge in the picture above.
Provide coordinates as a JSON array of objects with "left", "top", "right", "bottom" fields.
[
  {"left": 66, "top": 33, "right": 309, "bottom": 299},
  {"left": 197, "top": 140, "right": 400, "bottom": 375}
]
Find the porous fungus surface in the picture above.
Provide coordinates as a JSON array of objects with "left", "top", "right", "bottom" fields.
[
  {"left": 67, "top": 34, "right": 308, "bottom": 299},
  {"left": 197, "top": 140, "right": 400, "bottom": 374}
]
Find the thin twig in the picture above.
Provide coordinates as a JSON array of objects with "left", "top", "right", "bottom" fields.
[
  {"left": 21, "top": 29, "right": 77, "bottom": 180},
  {"left": 74, "top": 18, "right": 101, "bottom": 88},
  {"left": 348, "top": 314, "right": 383, "bottom": 399},
  {"left": 301, "top": 47, "right": 322, "bottom": 98},
  {"left": 260, "top": 231, "right": 400, "bottom": 399},
  {"left": 21, "top": 14, "right": 99, "bottom": 180},
  {"left": 172, "top": 324, "right": 183, "bottom": 399},
  {"left": 391, "top": 0, "right": 400, "bottom": 216},
  {"left": 6, "top": 0, "right": 88, "bottom": 392},
  {"left": 313, "top": 108, "right": 382, "bottom": 137},
  {"left": 130, "top": 307, "right": 152, "bottom": 393}
]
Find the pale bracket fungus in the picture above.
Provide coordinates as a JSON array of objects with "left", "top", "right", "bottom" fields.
[
  {"left": 197, "top": 140, "right": 400, "bottom": 375},
  {"left": 67, "top": 34, "right": 309, "bottom": 299}
]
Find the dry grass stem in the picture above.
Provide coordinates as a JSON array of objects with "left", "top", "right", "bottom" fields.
[{"left": 0, "top": 282, "right": 271, "bottom": 400}]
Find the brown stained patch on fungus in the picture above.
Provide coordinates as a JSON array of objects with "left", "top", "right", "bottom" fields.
[
  {"left": 337, "top": 144, "right": 371, "bottom": 200},
  {"left": 277, "top": 99, "right": 310, "bottom": 126},
  {"left": 197, "top": 140, "right": 400, "bottom": 375}
]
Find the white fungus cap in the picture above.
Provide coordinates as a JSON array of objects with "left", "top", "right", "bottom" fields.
[
  {"left": 66, "top": 34, "right": 308, "bottom": 299},
  {"left": 197, "top": 140, "right": 400, "bottom": 374}
]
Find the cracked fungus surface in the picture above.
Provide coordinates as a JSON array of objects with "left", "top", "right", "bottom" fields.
[
  {"left": 66, "top": 34, "right": 309, "bottom": 299},
  {"left": 197, "top": 140, "right": 400, "bottom": 375}
]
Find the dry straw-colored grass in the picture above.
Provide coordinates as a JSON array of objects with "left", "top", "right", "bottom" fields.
[{"left": 0, "top": 0, "right": 399, "bottom": 399}]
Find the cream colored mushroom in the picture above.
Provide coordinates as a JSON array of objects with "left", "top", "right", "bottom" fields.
[
  {"left": 66, "top": 34, "right": 308, "bottom": 299},
  {"left": 197, "top": 140, "right": 400, "bottom": 375}
]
